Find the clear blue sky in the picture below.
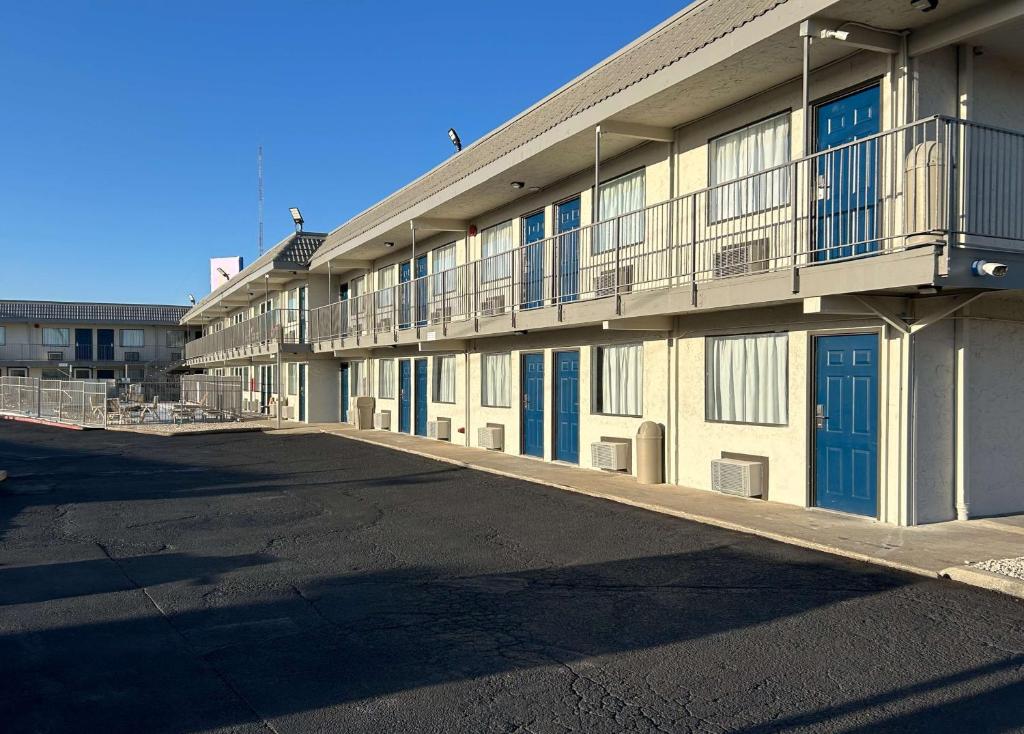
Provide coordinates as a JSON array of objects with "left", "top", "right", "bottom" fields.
[{"left": 0, "top": 0, "right": 684, "bottom": 306}]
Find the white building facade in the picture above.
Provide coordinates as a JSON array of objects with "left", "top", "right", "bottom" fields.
[{"left": 182, "top": 0, "right": 1024, "bottom": 525}]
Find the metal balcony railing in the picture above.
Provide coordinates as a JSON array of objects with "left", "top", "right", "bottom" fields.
[
  {"left": 297, "top": 115, "right": 1021, "bottom": 344},
  {"left": 0, "top": 343, "right": 180, "bottom": 363},
  {"left": 184, "top": 309, "right": 302, "bottom": 361}
]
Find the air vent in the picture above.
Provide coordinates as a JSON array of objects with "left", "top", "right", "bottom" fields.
[
  {"left": 593, "top": 265, "right": 635, "bottom": 298},
  {"left": 481, "top": 295, "right": 506, "bottom": 317},
  {"left": 427, "top": 417, "right": 451, "bottom": 440},
  {"left": 478, "top": 425, "right": 504, "bottom": 450},
  {"left": 713, "top": 240, "right": 770, "bottom": 278},
  {"left": 710, "top": 458, "right": 763, "bottom": 498},
  {"left": 47, "top": 351, "right": 63, "bottom": 361},
  {"left": 374, "top": 410, "right": 391, "bottom": 430},
  {"left": 591, "top": 441, "right": 629, "bottom": 471}
]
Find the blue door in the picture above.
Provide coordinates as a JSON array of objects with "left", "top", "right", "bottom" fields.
[
  {"left": 75, "top": 329, "right": 93, "bottom": 361},
  {"left": 415, "top": 255, "right": 428, "bottom": 327},
  {"left": 298, "top": 364, "right": 306, "bottom": 422},
  {"left": 522, "top": 211, "right": 545, "bottom": 309},
  {"left": 814, "top": 334, "right": 879, "bottom": 517},
  {"left": 815, "top": 85, "right": 880, "bottom": 261},
  {"left": 556, "top": 198, "right": 580, "bottom": 303},
  {"left": 521, "top": 353, "right": 545, "bottom": 457},
  {"left": 398, "top": 359, "right": 411, "bottom": 433},
  {"left": 414, "top": 358, "right": 428, "bottom": 436},
  {"left": 339, "top": 363, "right": 350, "bottom": 422},
  {"left": 398, "top": 262, "right": 412, "bottom": 329},
  {"left": 553, "top": 351, "right": 579, "bottom": 463},
  {"left": 97, "top": 329, "right": 114, "bottom": 361}
]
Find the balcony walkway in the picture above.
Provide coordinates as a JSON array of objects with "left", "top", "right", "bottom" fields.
[{"left": 318, "top": 423, "right": 1024, "bottom": 598}]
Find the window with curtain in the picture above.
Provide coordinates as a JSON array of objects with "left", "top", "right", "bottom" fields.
[
  {"left": 42, "top": 328, "right": 69, "bottom": 346},
  {"left": 120, "top": 329, "right": 144, "bottom": 347},
  {"left": 350, "top": 360, "right": 365, "bottom": 396},
  {"left": 594, "top": 169, "right": 646, "bottom": 253},
  {"left": 377, "top": 266, "right": 395, "bottom": 307},
  {"left": 166, "top": 330, "right": 185, "bottom": 347},
  {"left": 709, "top": 113, "right": 791, "bottom": 222},
  {"left": 378, "top": 359, "right": 395, "bottom": 399},
  {"left": 481, "top": 353, "right": 510, "bottom": 407},
  {"left": 481, "top": 221, "right": 514, "bottom": 282},
  {"left": 434, "top": 355, "right": 456, "bottom": 403},
  {"left": 432, "top": 243, "right": 457, "bottom": 294},
  {"left": 288, "top": 363, "right": 298, "bottom": 394},
  {"left": 595, "top": 344, "right": 644, "bottom": 416},
  {"left": 705, "top": 333, "right": 788, "bottom": 425}
]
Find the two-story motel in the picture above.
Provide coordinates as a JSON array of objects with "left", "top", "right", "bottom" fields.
[
  {"left": 1, "top": 300, "right": 191, "bottom": 381},
  {"left": 182, "top": 0, "right": 1024, "bottom": 525}
]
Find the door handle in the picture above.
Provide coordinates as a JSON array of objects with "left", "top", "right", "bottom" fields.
[{"left": 815, "top": 403, "right": 827, "bottom": 429}]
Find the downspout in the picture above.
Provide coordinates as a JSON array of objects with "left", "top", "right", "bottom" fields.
[
  {"left": 464, "top": 344, "right": 471, "bottom": 447},
  {"left": 594, "top": 125, "right": 602, "bottom": 223},
  {"left": 954, "top": 315, "right": 970, "bottom": 519}
]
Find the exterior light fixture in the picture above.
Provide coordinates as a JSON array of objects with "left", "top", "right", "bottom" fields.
[
  {"left": 528, "top": 186, "right": 542, "bottom": 192},
  {"left": 188, "top": 294, "right": 196, "bottom": 306},
  {"left": 384, "top": 241, "right": 395, "bottom": 248},
  {"left": 448, "top": 128, "right": 462, "bottom": 152},
  {"left": 289, "top": 207, "right": 304, "bottom": 232},
  {"left": 910, "top": 0, "right": 938, "bottom": 11},
  {"left": 510, "top": 181, "right": 525, "bottom": 189}
]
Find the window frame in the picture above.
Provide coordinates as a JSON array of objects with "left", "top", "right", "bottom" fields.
[
  {"left": 480, "top": 352, "right": 511, "bottom": 408},
  {"left": 592, "top": 343, "right": 644, "bottom": 418},
  {"left": 433, "top": 354, "right": 456, "bottom": 404},
  {"left": 593, "top": 168, "right": 646, "bottom": 254},
  {"left": 378, "top": 358, "right": 396, "bottom": 399},
  {"left": 42, "top": 327, "right": 70, "bottom": 347},
  {"left": 480, "top": 220, "right": 514, "bottom": 283},
  {"left": 119, "top": 329, "right": 145, "bottom": 348},
  {"left": 704, "top": 332, "right": 789, "bottom": 427},
  {"left": 707, "top": 110, "right": 792, "bottom": 224}
]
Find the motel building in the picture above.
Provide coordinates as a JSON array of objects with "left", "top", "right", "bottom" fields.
[
  {"left": 182, "top": 0, "right": 1024, "bottom": 526},
  {"left": 0, "top": 300, "right": 190, "bottom": 382}
]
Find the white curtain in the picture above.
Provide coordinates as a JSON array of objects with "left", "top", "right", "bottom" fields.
[
  {"left": 706, "top": 333, "right": 788, "bottom": 425},
  {"left": 120, "top": 329, "right": 144, "bottom": 347},
  {"left": 377, "top": 266, "right": 395, "bottom": 308},
  {"left": 481, "top": 353, "right": 510, "bottom": 407},
  {"left": 599, "top": 344, "right": 643, "bottom": 415},
  {"left": 481, "top": 221, "right": 514, "bottom": 282},
  {"left": 351, "top": 361, "right": 364, "bottom": 396},
  {"left": 710, "top": 114, "right": 790, "bottom": 221},
  {"left": 595, "top": 169, "right": 646, "bottom": 253},
  {"left": 288, "top": 363, "right": 298, "bottom": 394},
  {"left": 432, "top": 244, "right": 457, "bottom": 294},
  {"left": 435, "top": 355, "right": 456, "bottom": 403},
  {"left": 42, "top": 328, "right": 69, "bottom": 347},
  {"left": 378, "top": 359, "right": 395, "bottom": 399}
]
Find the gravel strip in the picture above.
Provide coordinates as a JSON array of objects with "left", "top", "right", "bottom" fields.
[{"left": 969, "top": 556, "right": 1024, "bottom": 581}]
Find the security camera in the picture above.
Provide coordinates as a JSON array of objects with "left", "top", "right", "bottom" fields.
[{"left": 971, "top": 260, "right": 1008, "bottom": 277}]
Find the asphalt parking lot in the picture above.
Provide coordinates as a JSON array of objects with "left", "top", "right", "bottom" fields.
[{"left": 0, "top": 422, "right": 1022, "bottom": 733}]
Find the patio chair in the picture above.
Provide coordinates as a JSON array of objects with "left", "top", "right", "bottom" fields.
[{"left": 139, "top": 396, "right": 160, "bottom": 423}]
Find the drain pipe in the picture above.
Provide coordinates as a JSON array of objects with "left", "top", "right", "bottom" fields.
[
  {"left": 954, "top": 316, "right": 970, "bottom": 520},
  {"left": 464, "top": 344, "right": 472, "bottom": 447}
]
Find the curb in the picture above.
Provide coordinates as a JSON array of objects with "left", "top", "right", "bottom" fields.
[
  {"left": 941, "top": 565, "right": 1024, "bottom": 600},
  {"left": 321, "top": 429, "right": 945, "bottom": 582}
]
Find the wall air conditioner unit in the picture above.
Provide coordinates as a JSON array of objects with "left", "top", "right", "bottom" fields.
[
  {"left": 47, "top": 351, "right": 64, "bottom": 361},
  {"left": 593, "top": 265, "right": 635, "bottom": 298},
  {"left": 374, "top": 410, "right": 391, "bottom": 430},
  {"left": 710, "top": 458, "right": 764, "bottom": 498},
  {"left": 430, "top": 306, "right": 452, "bottom": 324},
  {"left": 376, "top": 316, "right": 393, "bottom": 333},
  {"left": 124, "top": 352, "right": 141, "bottom": 362},
  {"left": 478, "top": 425, "right": 504, "bottom": 450},
  {"left": 591, "top": 441, "right": 630, "bottom": 471},
  {"left": 713, "top": 239, "right": 770, "bottom": 278},
  {"left": 427, "top": 416, "right": 451, "bottom": 440},
  {"left": 480, "top": 294, "right": 506, "bottom": 317}
]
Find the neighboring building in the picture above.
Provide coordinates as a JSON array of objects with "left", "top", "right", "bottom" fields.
[
  {"left": 0, "top": 300, "right": 191, "bottom": 381},
  {"left": 182, "top": 0, "right": 1024, "bottom": 525}
]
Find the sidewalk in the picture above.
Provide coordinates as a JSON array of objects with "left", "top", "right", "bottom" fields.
[{"left": 318, "top": 424, "right": 1024, "bottom": 599}]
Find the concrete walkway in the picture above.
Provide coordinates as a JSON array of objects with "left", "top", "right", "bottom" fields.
[{"left": 319, "top": 424, "right": 1024, "bottom": 599}]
